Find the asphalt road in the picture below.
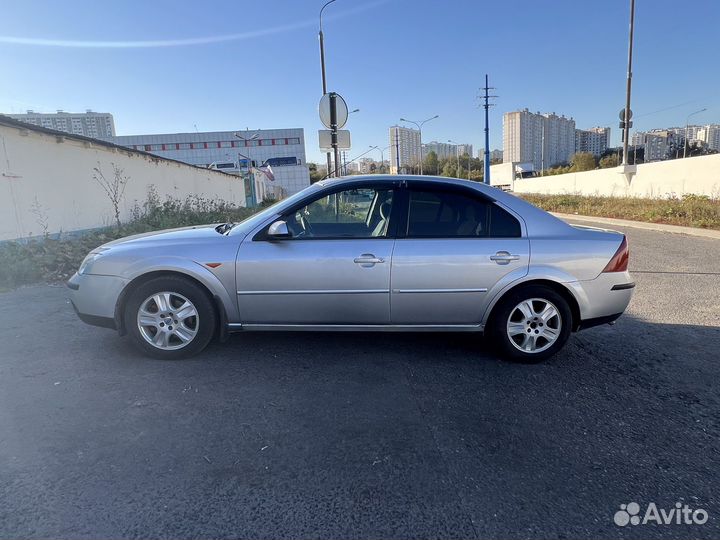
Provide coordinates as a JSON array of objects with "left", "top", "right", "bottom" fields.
[{"left": 1, "top": 222, "right": 719, "bottom": 540}]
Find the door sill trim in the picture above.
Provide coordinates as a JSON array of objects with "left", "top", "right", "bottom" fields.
[
  {"left": 237, "top": 289, "right": 387, "bottom": 295},
  {"left": 227, "top": 323, "right": 484, "bottom": 333},
  {"left": 392, "top": 288, "right": 487, "bottom": 294}
]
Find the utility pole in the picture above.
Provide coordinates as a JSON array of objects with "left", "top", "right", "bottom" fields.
[
  {"left": 481, "top": 74, "right": 497, "bottom": 184},
  {"left": 622, "top": 0, "right": 635, "bottom": 166}
]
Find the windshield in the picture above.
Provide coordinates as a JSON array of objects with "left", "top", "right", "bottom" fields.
[{"left": 227, "top": 183, "right": 321, "bottom": 236}]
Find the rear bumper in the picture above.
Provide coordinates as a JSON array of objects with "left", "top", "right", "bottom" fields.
[
  {"left": 67, "top": 272, "right": 128, "bottom": 330},
  {"left": 577, "top": 312, "right": 623, "bottom": 331},
  {"left": 567, "top": 270, "right": 635, "bottom": 324}
]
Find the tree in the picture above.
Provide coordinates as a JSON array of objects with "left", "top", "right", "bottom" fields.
[
  {"left": 441, "top": 161, "right": 456, "bottom": 177},
  {"left": 682, "top": 141, "right": 718, "bottom": 158},
  {"left": 423, "top": 151, "right": 439, "bottom": 175},
  {"left": 570, "top": 152, "right": 597, "bottom": 172},
  {"left": 92, "top": 162, "right": 129, "bottom": 229},
  {"left": 308, "top": 162, "right": 325, "bottom": 183},
  {"left": 599, "top": 154, "right": 619, "bottom": 168},
  {"left": 469, "top": 170, "right": 484, "bottom": 182},
  {"left": 545, "top": 164, "right": 571, "bottom": 176}
]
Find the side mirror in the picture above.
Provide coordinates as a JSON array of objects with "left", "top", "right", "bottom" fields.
[{"left": 267, "top": 220, "right": 291, "bottom": 239}]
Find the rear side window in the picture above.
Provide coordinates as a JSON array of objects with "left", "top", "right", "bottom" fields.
[
  {"left": 405, "top": 189, "right": 521, "bottom": 238},
  {"left": 489, "top": 204, "right": 521, "bottom": 237},
  {"left": 406, "top": 190, "right": 488, "bottom": 237}
]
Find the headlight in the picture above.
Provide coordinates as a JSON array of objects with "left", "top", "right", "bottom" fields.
[{"left": 78, "top": 248, "right": 109, "bottom": 275}]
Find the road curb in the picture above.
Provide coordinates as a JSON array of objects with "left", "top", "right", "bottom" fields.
[{"left": 551, "top": 212, "right": 720, "bottom": 240}]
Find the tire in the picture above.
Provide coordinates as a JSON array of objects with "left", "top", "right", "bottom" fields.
[
  {"left": 488, "top": 285, "right": 572, "bottom": 363},
  {"left": 123, "top": 275, "right": 217, "bottom": 359}
]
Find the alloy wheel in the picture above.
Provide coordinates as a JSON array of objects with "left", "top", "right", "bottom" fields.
[
  {"left": 506, "top": 298, "right": 562, "bottom": 354},
  {"left": 136, "top": 291, "right": 199, "bottom": 350}
]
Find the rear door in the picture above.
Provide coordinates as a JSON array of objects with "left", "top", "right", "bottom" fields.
[{"left": 390, "top": 183, "right": 529, "bottom": 325}]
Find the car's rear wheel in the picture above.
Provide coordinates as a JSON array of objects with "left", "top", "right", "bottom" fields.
[
  {"left": 488, "top": 285, "right": 572, "bottom": 363},
  {"left": 124, "top": 276, "right": 216, "bottom": 359}
]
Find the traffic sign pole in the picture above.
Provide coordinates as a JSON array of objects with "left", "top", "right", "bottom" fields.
[
  {"left": 330, "top": 93, "right": 339, "bottom": 177},
  {"left": 319, "top": 93, "right": 348, "bottom": 177}
]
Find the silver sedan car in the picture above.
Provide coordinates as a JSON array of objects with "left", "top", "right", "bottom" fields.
[{"left": 68, "top": 176, "right": 634, "bottom": 362}]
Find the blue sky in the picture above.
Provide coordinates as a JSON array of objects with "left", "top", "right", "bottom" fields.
[{"left": 1, "top": 0, "right": 718, "bottom": 164}]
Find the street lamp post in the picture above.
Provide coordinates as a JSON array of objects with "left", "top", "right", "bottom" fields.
[
  {"left": 319, "top": 0, "right": 337, "bottom": 177},
  {"left": 400, "top": 115, "right": 438, "bottom": 175},
  {"left": 234, "top": 131, "right": 259, "bottom": 206},
  {"left": 622, "top": 0, "right": 635, "bottom": 166},
  {"left": 369, "top": 145, "right": 390, "bottom": 174},
  {"left": 448, "top": 140, "right": 461, "bottom": 177},
  {"left": 684, "top": 108, "right": 707, "bottom": 158}
]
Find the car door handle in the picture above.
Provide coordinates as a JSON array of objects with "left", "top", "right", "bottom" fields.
[
  {"left": 354, "top": 254, "right": 385, "bottom": 265},
  {"left": 490, "top": 251, "right": 520, "bottom": 264}
]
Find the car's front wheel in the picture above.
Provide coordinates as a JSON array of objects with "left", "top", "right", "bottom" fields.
[
  {"left": 488, "top": 285, "right": 572, "bottom": 362},
  {"left": 124, "top": 275, "right": 217, "bottom": 359}
]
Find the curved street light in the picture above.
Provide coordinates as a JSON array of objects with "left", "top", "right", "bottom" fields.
[
  {"left": 447, "top": 139, "right": 461, "bottom": 177},
  {"left": 400, "top": 115, "right": 439, "bottom": 174},
  {"left": 319, "top": 0, "right": 337, "bottom": 94},
  {"left": 684, "top": 108, "right": 707, "bottom": 158},
  {"left": 319, "top": 0, "right": 338, "bottom": 176},
  {"left": 369, "top": 145, "right": 391, "bottom": 174},
  {"left": 234, "top": 131, "right": 260, "bottom": 205}
]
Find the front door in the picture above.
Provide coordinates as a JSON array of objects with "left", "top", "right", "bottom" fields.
[
  {"left": 390, "top": 185, "right": 529, "bottom": 325},
  {"left": 236, "top": 184, "right": 397, "bottom": 325}
]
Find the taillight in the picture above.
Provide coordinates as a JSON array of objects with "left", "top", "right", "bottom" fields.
[{"left": 603, "top": 236, "right": 629, "bottom": 273}]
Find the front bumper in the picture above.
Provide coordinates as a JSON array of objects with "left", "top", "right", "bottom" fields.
[{"left": 67, "top": 272, "right": 129, "bottom": 330}]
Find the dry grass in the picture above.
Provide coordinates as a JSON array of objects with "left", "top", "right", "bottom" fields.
[
  {"left": 0, "top": 192, "right": 256, "bottom": 291},
  {"left": 520, "top": 193, "right": 720, "bottom": 230}
]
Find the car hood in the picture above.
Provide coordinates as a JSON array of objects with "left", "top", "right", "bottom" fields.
[{"left": 101, "top": 224, "right": 223, "bottom": 249}]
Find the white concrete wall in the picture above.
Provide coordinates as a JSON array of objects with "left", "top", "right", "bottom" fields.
[
  {"left": 511, "top": 153, "right": 720, "bottom": 198},
  {"left": 0, "top": 123, "right": 246, "bottom": 241}
]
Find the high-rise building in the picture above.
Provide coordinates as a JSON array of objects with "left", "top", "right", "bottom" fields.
[
  {"left": 5, "top": 110, "right": 115, "bottom": 138},
  {"left": 106, "top": 128, "right": 310, "bottom": 196},
  {"left": 503, "top": 109, "right": 576, "bottom": 171},
  {"left": 389, "top": 125, "right": 421, "bottom": 174},
  {"left": 489, "top": 149, "right": 503, "bottom": 162},
  {"left": 697, "top": 125, "right": 720, "bottom": 151},
  {"left": 423, "top": 141, "right": 456, "bottom": 160},
  {"left": 575, "top": 127, "right": 610, "bottom": 156},
  {"left": 642, "top": 131, "right": 677, "bottom": 162},
  {"left": 631, "top": 132, "right": 646, "bottom": 147},
  {"left": 666, "top": 125, "right": 703, "bottom": 143},
  {"left": 633, "top": 124, "right": 720, "bottom": 159},
  {"left": 355, "top": 157, "right": 375, "bottom": 174},
  {"left": 457, "top": 144, "right": 473, "bottom": 157}
]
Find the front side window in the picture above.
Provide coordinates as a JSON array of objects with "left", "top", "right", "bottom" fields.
[
  {"left": 283, "top": 187, "right": 394, "bottom": 239},
  {"left": 406, "top": 189, "right": 520, "bottom": 238}
]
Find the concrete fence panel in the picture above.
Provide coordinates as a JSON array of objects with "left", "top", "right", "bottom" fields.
[
  {"left": 510, "top": 153, "right": 720, "bottom": 198},
  {"left": 0, "top": 122, "right": 246, "bottom": 241}
]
